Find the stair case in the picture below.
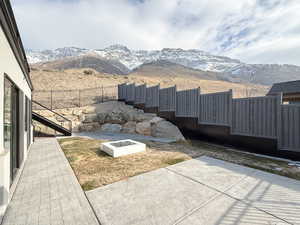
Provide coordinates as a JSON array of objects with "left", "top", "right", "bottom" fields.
[{"left": 32, "top": 100, "right": 72, "bottom": 136}]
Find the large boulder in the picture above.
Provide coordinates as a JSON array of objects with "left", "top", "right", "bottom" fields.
[
  {"left": 83, "top": 106, "right": 96, "bottom": 114},
  {"left": 134, "top": 113, "right": 157, "bottom": 122},
  {"left": 72, "top": 108, "right": 82, "bottom": 116},
  {"left": 136, "top": 121, "right": 151, "bottom": 136},
  {"left": 82, "top": 113, "right": 98, "bottom": 123},
  {"left": 122, "top": 111, "right": 138, "bottom": 122},
  {"left": 101, "top": 123, "right": 122, "bottom": 133},
  {"left": 122, "top": 121, "right": 136, "bottom": 134},
  {"left": 106, "top": 112, "right": 125, "bottom": 124},
  {"left": 97, "top": 113, "right": 107, "bottom": 124},
  {"left": 152, "top": 120, "right": 185, "bottom": 141},
  {"left": 79, "top": 122, "right": 101, "bottom": 132},
  {"left": 149, "top": 116, "right": 164, "bottom": 124},
  {"left": 72, "top": 121, "right": 81, "bottom": 133}
]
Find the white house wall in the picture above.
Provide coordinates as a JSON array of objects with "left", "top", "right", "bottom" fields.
[{"left": 0, "top": 24, "right": 33, "bottom": 220}]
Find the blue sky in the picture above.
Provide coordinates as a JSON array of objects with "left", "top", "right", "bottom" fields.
[{"left": 11, "top": 0, "right": 300, "bottom": 65}]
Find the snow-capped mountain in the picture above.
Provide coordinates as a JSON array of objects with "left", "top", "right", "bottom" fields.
[
  {"left": 26, "top": 47, "right": 89, "bottom": 64},
  {"left": 26, "top": 45, "right": 300, "bottom": 85},
  {"left": 223, "top": 64, "right": 300, "bottom": 85},
  {"left": 26, "top": 44, "right": 241, "bottom": 73}
]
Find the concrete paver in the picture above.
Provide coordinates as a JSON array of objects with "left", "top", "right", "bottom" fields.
[
  {"left": 87, "top": 156, "right": 299, "bottom": 225},
  {"left": 167, "top": 156, "right": 257, "bottom": 192},
  {"left": 87, "top": 168, "right": 219, "bottom": 225},
  {"left": 226, "top": 170, "right": 300, "bottom": 225},
  {"left": 177, "top": 194, "right": 288, "bottom": 225},
  {"left": 1, "top": 138, "right": 99, "bottom": 225},
  {"left": 168, "top": 156, "right": 300, "bottom": 224}
]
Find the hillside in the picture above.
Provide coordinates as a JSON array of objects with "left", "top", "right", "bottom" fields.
[
  {"left": 33, "top": 54, "right": 130, "bottom": 75},
  {"left": 30, "top": 67, "right": 268, "bottom": 98},
  {"left": 131, "top": 60, "right": 226, "bottom": 81},
  {"left": 224, "top": 64, "right": 300, "bottom": 85}
]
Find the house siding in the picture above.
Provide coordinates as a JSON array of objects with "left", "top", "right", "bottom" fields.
[{"left": 0, "top": 23, "right": 33, "bottom": 221}]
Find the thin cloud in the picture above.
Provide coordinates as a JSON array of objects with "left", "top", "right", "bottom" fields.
[{"left": 11, "top": 0, "right": 300, "bottom": 65}]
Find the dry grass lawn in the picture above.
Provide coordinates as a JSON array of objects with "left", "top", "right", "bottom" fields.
[
  {"left": 58, "top": 137, "right": 300, "bottom": 191},
  {"left": 58, "top": 137, "right": 198, "bottom": 190}
]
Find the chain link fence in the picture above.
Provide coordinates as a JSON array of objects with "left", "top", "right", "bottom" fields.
[{"left": 33, "top": 85, "right": 118, "bottom": 110}]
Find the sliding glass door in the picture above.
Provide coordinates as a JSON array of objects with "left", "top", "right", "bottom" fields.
[{"left": 4, "top": 77, "right": 19, "bottom": 185}]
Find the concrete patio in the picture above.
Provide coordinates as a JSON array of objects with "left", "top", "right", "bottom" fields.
[
  {"left": 1, "top": 138, "right": 300, "bottom": 225},
  {"left": 1, "top": 138, "right": 99, "bottom": 225},
  {"left": 87, "top": 156, "right": 300, "bottom": 225}
]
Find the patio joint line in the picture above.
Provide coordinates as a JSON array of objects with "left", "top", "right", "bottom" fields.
[{"left": 165, "top": 167, "right": 293, "bottom": 225}]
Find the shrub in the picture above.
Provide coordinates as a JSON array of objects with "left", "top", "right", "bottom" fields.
[{"left": 83, "top": 69, "right": 94, "bottom": 75}]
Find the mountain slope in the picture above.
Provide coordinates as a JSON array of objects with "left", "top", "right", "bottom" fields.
[
  {"left": 224, "top": 64, "right": 300, "bottom": 85},
  {"left": 26, "top": 47, "right": 89, "bottom": 63},
  {"left": 34, "top": 54, "right": 130, "bottom": 75},
  {"left": 131, "top": 60, "right": 226, "bottom": 81}
]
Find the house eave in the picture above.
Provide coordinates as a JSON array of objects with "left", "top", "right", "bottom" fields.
[{"left": 0, "top": 0, "right": 33, "bottom": 90}]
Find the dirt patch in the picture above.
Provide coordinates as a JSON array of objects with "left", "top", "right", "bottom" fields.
[
  {"left": 58, "top": 137, "right": 300, "bottom": 191},
  {"left": 187, "top": 140, "right": 300, "bottom": 181}
]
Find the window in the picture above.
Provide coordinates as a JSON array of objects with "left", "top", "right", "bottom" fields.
[
  {"left": 25, "top": 96, "right": 28, "bottom": 131},
  {"left": 4, "top": 76, "right": 20, "bottom": 185}
]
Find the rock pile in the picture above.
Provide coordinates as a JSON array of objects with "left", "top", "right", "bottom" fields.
[{"left": 36, "top": 101, "right": 185, "bottom": 141}]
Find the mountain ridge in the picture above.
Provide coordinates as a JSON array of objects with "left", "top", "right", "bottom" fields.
[{"left": 26, "top": 45, "right": 300, "bottom": 85}]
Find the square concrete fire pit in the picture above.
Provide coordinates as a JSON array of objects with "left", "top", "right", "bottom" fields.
[{"left": 100, "top": 139, "right": 146, "bottom": 157}]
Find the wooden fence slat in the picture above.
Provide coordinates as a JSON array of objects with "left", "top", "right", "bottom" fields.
[
  {"left": 159, "top": 86, "right": 176, "bottom": 112},
  {"left": 146, "top": 85, "right": 159, "bottom": 107},
  {"left": 175, "top": 88, "right": 199, "bottom": 117},
  {"left": 198, "top": 90, "right": 232, "bottom": 126},
  {"left": 231, "top": 96, "right": 278, "bottom": 139}
]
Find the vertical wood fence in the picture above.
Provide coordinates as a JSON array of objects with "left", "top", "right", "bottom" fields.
[
  {"left": 198, "top": 90, "right": 232, "bottom": 126},
  {"left": 135, "top": 84, "right": 146, "bottom": 104},
  {"left": 118, "top": 83, "right": 126, "bottom": 100},
  {"left": 146, "top": 85, "right": 160, "bottom": 108},
  {"left": 231, "top": 96, "right": 278, "bottom": 139},
  {"left": 159, "top": 86, "right": 176, "bottom": 112},
  {"left": 126, "top": 83, "right": 135, "bottom": 102},
  {"left": 176, "top": 88, "right": 200, "bottom": 118},
  {"left": 278, "top": 104, "right": 300, "bottom": 152},
  {"left": 118, "top": 83, "right": 300, "bottom": 152}
]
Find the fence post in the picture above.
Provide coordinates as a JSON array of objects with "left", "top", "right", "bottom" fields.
[
  {"left": 158, "top": 83, "right": 160, "bottom": 108},
  {"left": 50, "top": 90, "right": 53, "bottom": 110},
  {"left": 228, "top": 89, "right": 233, "bottom": 129},
  {"left": 197, "top": 87, "right": 201, "bottom": 118},
  {"left": 276, "top": 92, "right": 283, "bottom": 150},
  {"left": 78, "top": 90, "right": 81, "bottom": 107},
  {"left": 102, "top": 85, "right": 104, "bottom": 102},
  {"left": 174, "top": 85, "right": 177, "bottom": 112}
]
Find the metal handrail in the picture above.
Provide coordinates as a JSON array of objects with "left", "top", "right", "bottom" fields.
[{"left": 32, "top": 100, "right": 72, "bottom": 132}]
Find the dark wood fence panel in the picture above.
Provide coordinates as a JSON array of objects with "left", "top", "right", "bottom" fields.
[
  {"left": 146, "top": 85, "right": 159, "bottom": 108},
  {"left": 198, "top": 90, "right": 232, "bottom": 126},
  {"left": 231, "top": 96, "right": 278, "bottom": 139},
  {"left": 176, "top": 88, "right": 200, "bottom": 117},
  {"left": 126, "top": 83, "right": 135, "bottom": 102},
  {"left": 134, "top": 84, "right": 146, "bottom": 104},
  {"left": 118, "top": 83, "right": 126, "bottom": 100},
  {"left": 278, "top": 104, "right": 300, "bottom": 152},
  {"left": 159, "top": 86, "right": 176, "bottom": 112}
]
